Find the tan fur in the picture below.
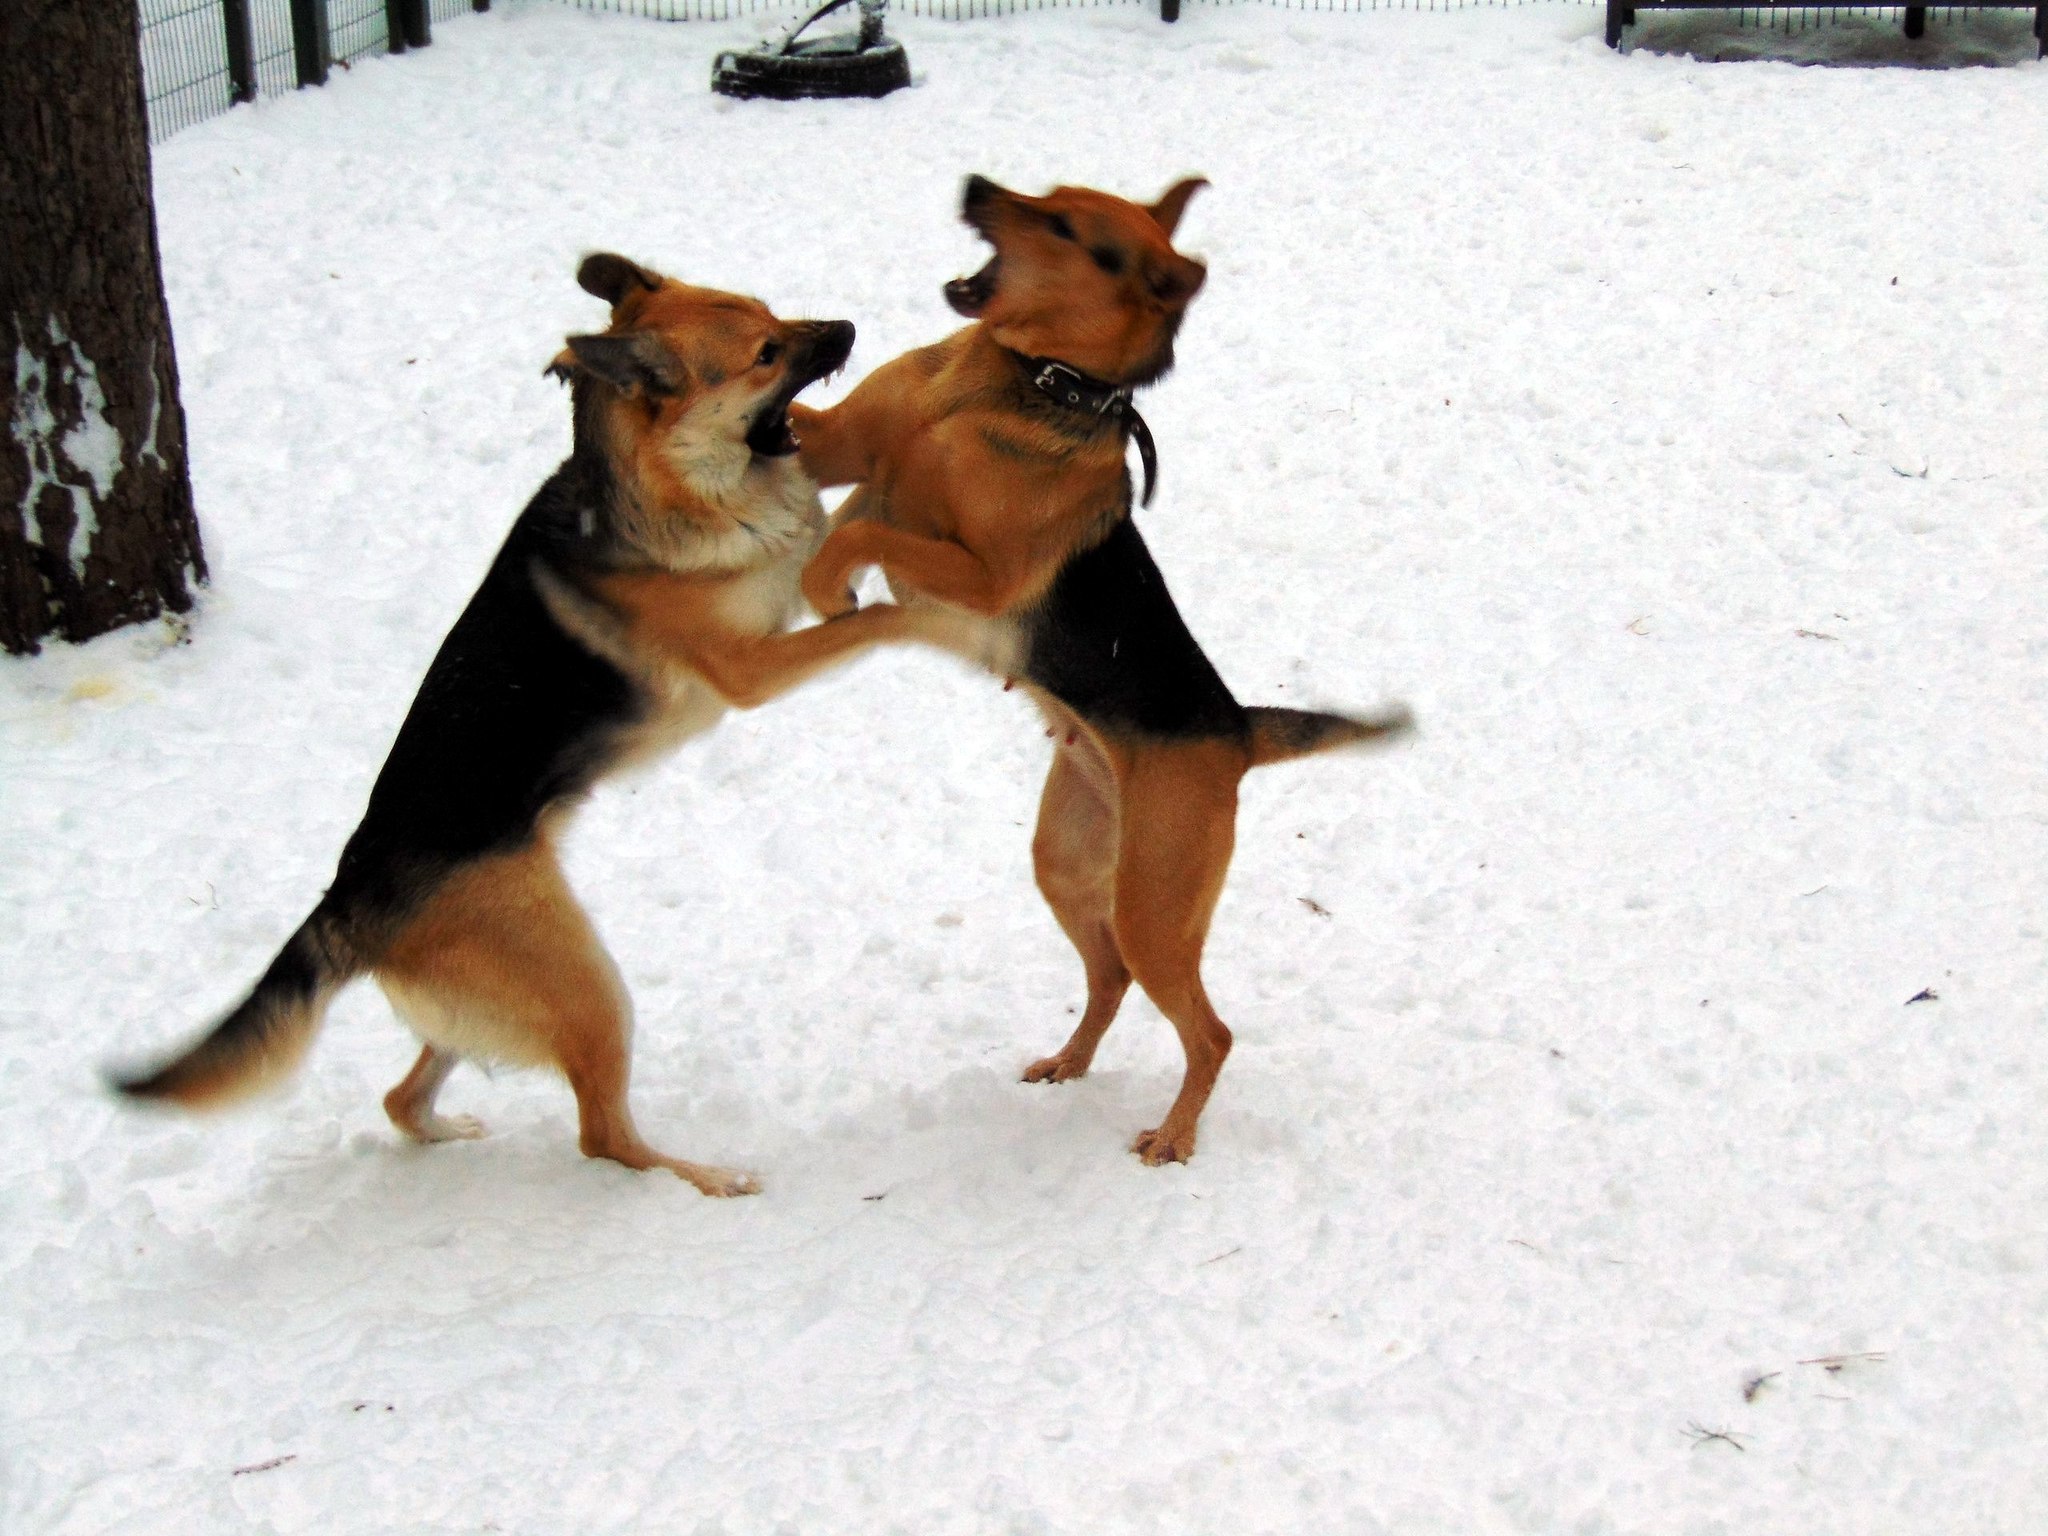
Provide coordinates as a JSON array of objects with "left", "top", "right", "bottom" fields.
[
  {"left": 350, "top": 273, "right": 943, "bottom": 1191},
  {"left": 793, "top": 179, "right": 1404, "bottom": 1165},
  {"left": 117, "top": 265, "right": 933, "bottom": 1195},
  {"left": 374, "top": 837, "right": 753, "bottom": 1194}
]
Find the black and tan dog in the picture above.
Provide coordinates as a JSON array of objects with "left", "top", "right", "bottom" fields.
[
  {"left": 793, "top": 177, "right": 1412, "bottom": 1165},
  {"left": 112, "top": 256, "right": 925, "bottom": 1195}
]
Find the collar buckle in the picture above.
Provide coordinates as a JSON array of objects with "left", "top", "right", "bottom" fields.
[{"left": 1031, "top": 359, "right": 1127, "bottom": 418}]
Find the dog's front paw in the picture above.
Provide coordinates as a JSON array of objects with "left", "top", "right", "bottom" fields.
[
  {"left": 1023, "top": 1052, "right": 1089, "bottom": 1084},
  {"left": 1132, "top": 1126, "right": 1197, "bottom": 1166},
  {"left": 803, "top": 564, "right": 858, "bottom": 619}
]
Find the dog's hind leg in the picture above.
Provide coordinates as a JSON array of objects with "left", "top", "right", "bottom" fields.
[
  {"left": 557, "top": 1029, "right": 758, "bottom": 1198},
  {"left": 377, "top": 841, "right": 758, "bottom": 1197},
  {"left": 382, "top": 1044, "right": 485, "bottom": 1144},
  {"left": 1109, "top": 741, "right": 1244, "bottom": 1166},
  {"left": 1023, "top": 737, "right": 1131, "bottom": 1085}
]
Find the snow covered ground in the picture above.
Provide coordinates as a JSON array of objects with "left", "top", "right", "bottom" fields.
[{"left": 6, "top": 3, "right": 2046, "bottom": 1531}]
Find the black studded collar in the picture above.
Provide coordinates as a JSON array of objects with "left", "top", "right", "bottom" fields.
[{"left": 1013, "top": 353, "right": 1159, "bottom": 508}]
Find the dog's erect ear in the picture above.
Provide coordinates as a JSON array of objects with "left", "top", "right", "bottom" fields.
[
  {"left": 562, "top": 331, "right": 689, "bottom": 397},
  {"left": 1146, "top": 177, "right": 1209, "bottom": 238},
  {"left": 576, "top": 253, "right": 663, "bottom": 307}
]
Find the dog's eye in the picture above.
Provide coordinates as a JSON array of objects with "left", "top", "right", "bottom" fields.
[
  {"left": 1045, "top": 213, "right": 1077, "bottom": 242},
  {"left": 756, "top": 340, "right": 782, "bottom": 367},
  {"left": 1090, "top": 246, "right": 1124, "bottom": 277}
]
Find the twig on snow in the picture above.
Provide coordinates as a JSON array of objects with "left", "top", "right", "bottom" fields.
[
  {"left": 231, "top": 1454, "right": 297, "bottom": 1478},
  {"left": 1905, "top": 989, "right": 1938, "bottom": 1005},
  {"left": 1199, "top": 1246, "right": 1243, "bottom": 1267},
  {"left": 1679, "top": 1425, "right": 1744, "bottom": 1449},
  {"left": 1742, "top": 1372, "right": 1779, "bottom": 1403},
  {"left": 1799, "top": 1351, "right": 1887, "bottom": 1372},
  {"left": 1297, "top": 897, "right": 1332, "bottom": 918},
  {"left": 1685, "top": 1422, "right": 1746, "bottom": 1452}
]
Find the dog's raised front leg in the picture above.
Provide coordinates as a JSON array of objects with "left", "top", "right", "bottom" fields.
[
  {"left": 790, "top": 400, "right": 870, "bottom": 489},
  {"left": 803, "top": 520, "right": 1019, "bottom": 620},
  {"left": 686, "top": 604, "right": 919, "bottom": 709}
]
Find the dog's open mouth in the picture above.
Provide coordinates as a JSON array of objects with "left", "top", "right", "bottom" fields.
[
  {"left": 746, "top": 397, "right": 800, "bottom": 458},
  {"left": 746, "top": 321, "right": 854, "bottom": 459},
  {"left": 944, "top": 257, "right": 999, "bottom": 318}
]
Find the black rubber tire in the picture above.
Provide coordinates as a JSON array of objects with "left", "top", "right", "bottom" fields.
[{"left": 711, "top": 39, "right": 910, "bottom": 101}]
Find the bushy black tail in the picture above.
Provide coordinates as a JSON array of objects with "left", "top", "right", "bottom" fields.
[
  {"left": 109, "top": 908, "right": 363, "bottom": 1111},
  {"left": 1246, "top": 703, "right": 1414, "bottom": 769}
]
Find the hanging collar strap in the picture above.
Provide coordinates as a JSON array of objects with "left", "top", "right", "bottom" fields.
[{"left": 1017, "top": 354, "right": 1159, "bottom": 508}]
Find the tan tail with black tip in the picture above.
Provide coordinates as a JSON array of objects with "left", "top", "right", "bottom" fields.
[
  {"left": 1245, "top": 703, "right": 1414, "bottom": 769},
  {"left": 108, "top": 909, "right": 365, "bottom": 1111}
]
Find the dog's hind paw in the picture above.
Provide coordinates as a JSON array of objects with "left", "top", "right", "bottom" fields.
[
  {"left": 398, "top": 1113, "right": 489, "bottom": 1145},
  {"left": 677, "top": 1162, "right": 762, "bottom": 1198}
]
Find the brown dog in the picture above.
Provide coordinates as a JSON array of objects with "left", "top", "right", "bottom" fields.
[
  {"left": 793, "top": 177, "right": 1412, "bottom": 1164},
  {"left": 113, "top": 258, "right": 927, "bottom": 1195}
]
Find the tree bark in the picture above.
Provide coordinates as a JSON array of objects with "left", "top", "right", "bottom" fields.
[{"left": 1, "top": 0, "right": 207, "bottom": 657}]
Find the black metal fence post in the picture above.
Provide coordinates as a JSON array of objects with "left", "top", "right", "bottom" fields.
[
  {"left": 388, "top": 0, "right": 432, "bottom": 52},
  {"left": 289, "top": 0, "right": 331, "bottom": 88},
  {"left": 222, "top": 0, "right": 257, "bottom": 103},
  {"left": 1160, "top": 0, "right": 1180, "bottom": 19}
]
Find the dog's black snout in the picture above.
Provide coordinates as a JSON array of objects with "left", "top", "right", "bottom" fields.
[
  {"left": 961, "top": 174, "right": 1011, "bottom": 229},
  {"left": 812, "top": 319, "right": 855, "bottom": 374}
]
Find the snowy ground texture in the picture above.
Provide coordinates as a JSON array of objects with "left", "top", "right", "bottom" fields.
[{"left": 7, "top": 4, "right": 2047, "bottom": 1532}]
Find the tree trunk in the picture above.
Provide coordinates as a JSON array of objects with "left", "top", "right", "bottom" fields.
[{"left": 1, "top": 0, "right": 207, "bottom": 657}]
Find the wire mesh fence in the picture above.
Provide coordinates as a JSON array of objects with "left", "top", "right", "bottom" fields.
[
  {"left": 328, "top": 0, "right": 394, "bottom": 63},
  {"left": 249, "top": 4, "right": 306, "bottom": 98},
  {"left": 138, "top": 0, "right": 234, "bottom": 140},
  {"left": 140, "top": 1, "right": 499, "bottom": 142},
  {"left": 551, "top": 0, "right": 2001, "bottom": 14},
  {"left": 139, "top": 0, "right": 2045, "bottom": 143},
  {"left": 542, "top": 0, "right": 2033, "bottom": 23},
  {"left": 551, "top": 0, "right": 1558, "bottom": 15}
]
